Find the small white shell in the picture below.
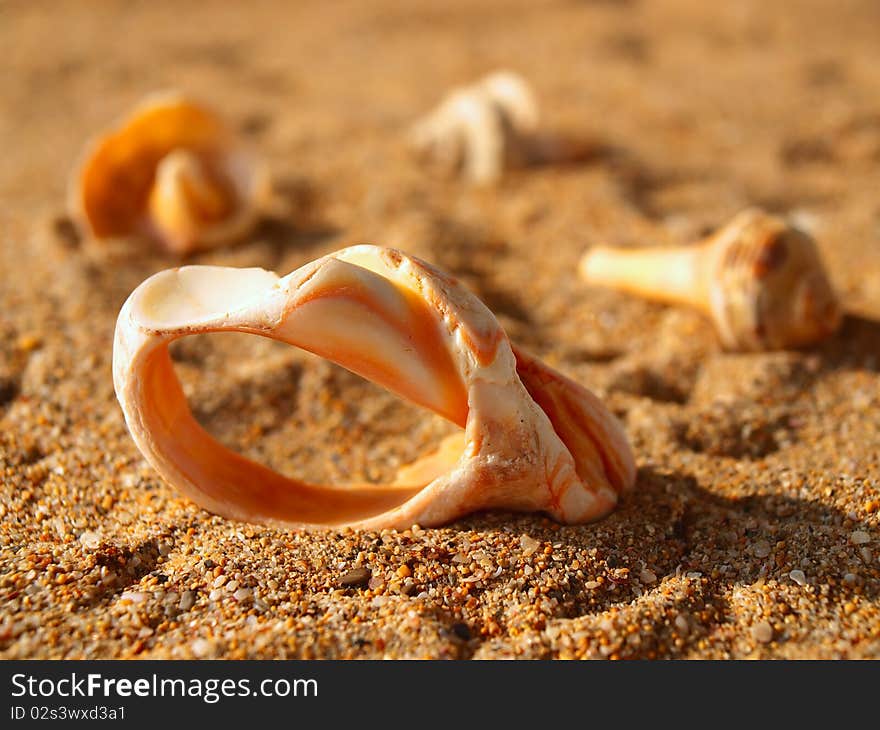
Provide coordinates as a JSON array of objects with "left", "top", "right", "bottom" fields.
[{"left": 409, "top": 70, "right": 540, "bottom": 184}]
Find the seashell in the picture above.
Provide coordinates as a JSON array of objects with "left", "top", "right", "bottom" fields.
[
  {"left": 409, "top": 70, "right": 547, "bottom": 184},
  {"left": 578, "top": 208, "right": 842, "bottom": 351},
  {"left": 69, "top": 91, "right": 272, "bottom": 254},
  {"left": 113, "top": 245, "right": 635, "bottom": 530}
]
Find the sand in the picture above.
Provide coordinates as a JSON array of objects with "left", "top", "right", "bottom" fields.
[{"left": 1, "top": 0, "right": 879, "bottom": 659}]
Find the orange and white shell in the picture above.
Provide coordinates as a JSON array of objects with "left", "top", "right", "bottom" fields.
[
  {"left": 69, "top": 91, "right": 271, "bottom": 254},
  {"left": 113, "top": 245, "right": 635, "bottom": 530},
  {"left": 579, "top": 208, "right": 842, "bottom": 351}
]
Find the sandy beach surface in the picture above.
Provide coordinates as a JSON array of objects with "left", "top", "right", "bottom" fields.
[{"left": 2, "top": 0, "right": 879, "bottom": 659}]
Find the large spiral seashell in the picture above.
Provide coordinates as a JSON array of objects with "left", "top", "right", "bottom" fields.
[
  {"left": 113, "top": 245, "right": 635, "bottom": 530},
  {"left": 579, "top": 208, "right": 842, "bottom": 351},
  {"left": 69, "top": 91, "right": 272, "bottom": 255}
]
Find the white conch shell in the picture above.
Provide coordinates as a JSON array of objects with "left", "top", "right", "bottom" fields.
[
  {"left": 69, "top": 91, "right": 272, "bottom": 254},
  {"left": 579, "top": 208, "right": 842, "bottom": 351},
  {"left": 113, "top": 245, "right": 635, "bottom": 530},
  {"left": 409, "top": 70, "right": 540, "bottom": 184}
]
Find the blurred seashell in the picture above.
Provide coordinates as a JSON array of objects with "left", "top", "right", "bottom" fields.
[
  {"left": 479, "top": 70, "right": 540, "bottom": 135},
  {"left": 409, "top": 70, "right": 541, "bottom": 184},
  {"left": 579, "top": 208, "right": 842, "bottom": 350},
  {"left": 113, "top": 245, "right": 635, "bottom": 530},
  {"left": 69, "top": 91, "right": 271, "bottom": 254}
]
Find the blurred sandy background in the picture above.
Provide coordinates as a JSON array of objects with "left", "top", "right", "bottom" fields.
[{"left": 1, "top": 0, "right": 879, "bottom": 658}]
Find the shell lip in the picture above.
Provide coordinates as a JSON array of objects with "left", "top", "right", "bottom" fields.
[{"left": 129, "top": 265, "right": 281, "bottom": 334}]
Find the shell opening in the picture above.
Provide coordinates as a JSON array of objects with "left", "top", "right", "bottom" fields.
[{"left": 141, "top": 336, "right": 467, "bottom": 527}]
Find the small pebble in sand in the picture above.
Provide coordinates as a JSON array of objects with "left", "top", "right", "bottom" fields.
[
  {"left": 79, "top": 531, "right": 100, "bottom": 550},
  {"left": 753, "top": 540, "right": 772, "bottom": 558},
  {"left": 178, "top": 591, "right": 195, "bottom": 611},
  {"left": 752, "top": 621, "right": 774, "bottom": 644},
  {"left": 520, "top": 535, "right": 540, "bottom": 556},
  {"left": 850, "top": 531, "right": 871, "bottom": 545},
  {"left": 640, "top": 568, "right": 657, "bottom": 584},
  {"left": 339, "top": 567, "right": 371, "bottom": 588},
  {"left": 789, "top": 570, "right": 807, "bottom": 586},
  {"left": 674, "top": 614, "right": 690, "bottom": 635},
  {"left": 191, "top": 638, "right": 213, "bottom": 658}
]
